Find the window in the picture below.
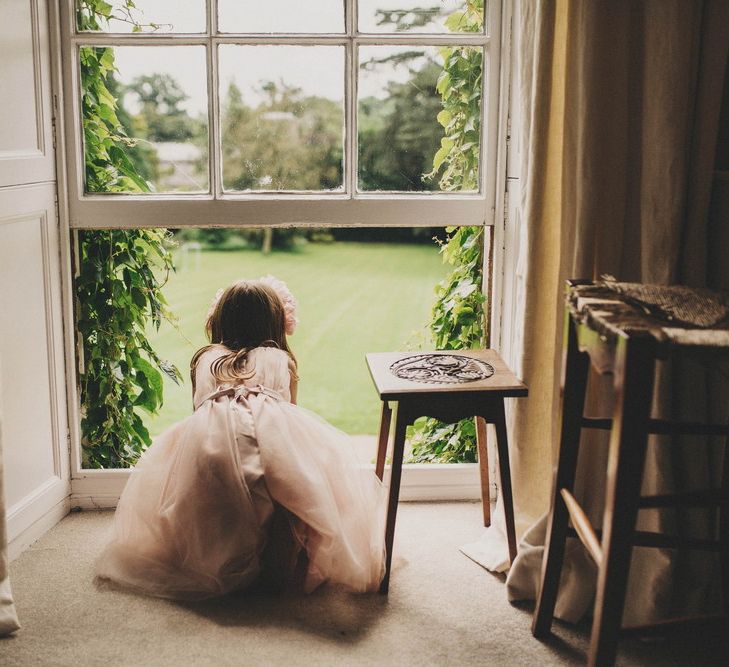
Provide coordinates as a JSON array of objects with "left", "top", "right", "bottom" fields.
[
  {"left": 60, "top": 0, "right": 504, "bottom": 492},
  {"left": 60, "top": 0, "right": 501, "bottom": 227}
]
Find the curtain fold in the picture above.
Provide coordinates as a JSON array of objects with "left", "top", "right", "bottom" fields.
[
  {"left": 0, "top": 355, "right": 20, "bottom": 636},
  {"left": 461, "top": 0, "right": 567, "bottom": 572},
  {"left": 497, "top": 0, "right": 729, "bottom": 624},
  {"left": 508, "top": 0, "right": 567, "bottom": 526}
]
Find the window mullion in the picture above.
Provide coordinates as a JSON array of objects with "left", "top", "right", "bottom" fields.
[
  {"left": 70, "top": 34, "right": 210, "bottom": 46},
  {"left": 348, "top": 0, "right": 357, "bottom": 35},
  {"left": 479, "top": 47, "right": 489, "bottom": 200},
  {"left": 346, "top": 34, "right": 488, "bottom": 46},
  {"left": 209, "top": 35, "right": 349, "bottom": 46},
  {"left": 481, "top": 0, "right": 503, "bottom": 224},
  {"left": 69, "top": 35, "right": 488, "bottom": 48},
  {"left": 208, "top": 0, "right": 221, "bottom": 198},
  {"left": 346, "top": 0, "right": 356, "bottom": 198}
]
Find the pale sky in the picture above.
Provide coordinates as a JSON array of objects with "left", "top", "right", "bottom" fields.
[
  {"left": 100, "top": 0, "right": 466, "bottom": 34},
  {"left": 113, "top": 44, "right": 440, "bottom": 116},
  {"left": 104, "top": 1, "right": 462, "bottom": 114}
]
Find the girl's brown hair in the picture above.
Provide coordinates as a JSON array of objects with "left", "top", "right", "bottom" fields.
[{"left": 191, "top": 280, "right": 296, "bottom": 391}]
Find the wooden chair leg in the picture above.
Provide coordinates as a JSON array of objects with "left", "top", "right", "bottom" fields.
[
  {"left": 493, "top": 399, "right": 517, "bottom": 564},
  {"left": 589, "top": 335, "right": 655, "bottom": 667},
  {"left": 476, "top": 416, "right": 491, "bottom": 527},
  {"left": 720, "top": 437, "right": 729, "bottom": 618},
  {"left": 533, "top": 313, "right": 591, "bottom": 638},
  {"left": 375, "top": 400, "right": 393, "bottom": 481},
  {"left": 380, "top": 403, "right": 411, "bottom": 594}
]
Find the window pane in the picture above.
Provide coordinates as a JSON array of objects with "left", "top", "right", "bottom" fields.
[
  {"left": 358, "top": 45, "right": 482, "bottom": 193},
  {"left": 218, "top": 0, "right": 344, "bottom": 33},
  {"left": 358, "top": 0, "right": 484, "bottom": 34},
  {"left": 219, "top": 46, "right": 344, "bottom": 192},
  {"left": 76, "top": 0, "right": 206, "bottom": 33},
  {"left": 80, "top": 46, "right": 209, "bottom": 194}
]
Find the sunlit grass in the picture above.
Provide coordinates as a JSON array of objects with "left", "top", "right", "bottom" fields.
[{"left": 144, "top": 241, "right": 446, "bottom": 436}]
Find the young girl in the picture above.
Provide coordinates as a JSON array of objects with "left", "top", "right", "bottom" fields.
[{"left": 96, "top": 278, "right": 386, "bottom": 599}]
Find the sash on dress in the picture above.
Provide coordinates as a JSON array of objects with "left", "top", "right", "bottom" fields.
[{"left": 203, "top": 384, "right": 284, "bottom": 404}]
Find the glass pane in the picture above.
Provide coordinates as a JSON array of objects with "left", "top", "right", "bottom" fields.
[
  {"left": 80, "top": 46, "right": 209, "bottom": 194},
  {"left": 76, "top": 0, "right": 206, "bottom": 33},
  {"left": 219, "top": 46, "right": 344, "bottom": 192},
  {"left": 218, "top": 0, "right": 344, "bottom": 33},
  {"left": 358, "top": 0, "right": 484, "bottom": 34},
  {"left": 358, "top": 45, "right": 482, "bottom": 192}
]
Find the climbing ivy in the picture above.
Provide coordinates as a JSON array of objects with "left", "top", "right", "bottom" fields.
[
  {"left": 409, "top": 1, "right": 486, "bottom": 463},
  {"left": 428, "top": 3, "right": 483, "bottom": 193},
  {"left": 76, "top": 0, "right": 180, "bottom": 468},
  {"left": 408, "top": 226, "right": 486, "bottom": 463}
]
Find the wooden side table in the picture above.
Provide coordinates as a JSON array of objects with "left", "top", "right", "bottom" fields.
[{"left": 366, "top": 350, "right": 528, "bottom": 593}]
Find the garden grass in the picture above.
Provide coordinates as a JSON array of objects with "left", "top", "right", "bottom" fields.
[{"left": 144, "top": 241, "right": 447, "bottom": 436}]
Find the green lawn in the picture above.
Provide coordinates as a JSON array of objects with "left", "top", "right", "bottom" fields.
[{"left": 144, "top": 241, "right": 447, "bottom": 436}]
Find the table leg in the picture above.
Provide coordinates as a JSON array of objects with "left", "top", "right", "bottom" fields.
[
  {"left": 493, "top": 400, "right": 517, "bottom": 564},
  {"left": 375, "top": 400, "right": 392, "bottom": 481},
  {"left": 475, "top": 416, "right": 491, "bottom": 527},
  {"left": 380, "top": 403, "right": 410, "bottom": 594}
]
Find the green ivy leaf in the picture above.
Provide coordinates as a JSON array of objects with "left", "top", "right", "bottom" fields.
[
  {"left": 444, "top": 11, "right": 467, "bottom": 32},
  {"left": 436, "top": 109, "right": 453, "bottom": 127}
]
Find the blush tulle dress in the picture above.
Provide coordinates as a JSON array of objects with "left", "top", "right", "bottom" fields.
[{"left": 95, "top": 345, "right": 387, "bottom": 599}]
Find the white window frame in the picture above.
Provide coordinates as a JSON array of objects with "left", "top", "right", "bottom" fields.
[
  {"left": 53, "top": 0, "right": 510, "bottom": 501},
  {"left": 58, "top": 0, "right": 502, "bottom": 228}
]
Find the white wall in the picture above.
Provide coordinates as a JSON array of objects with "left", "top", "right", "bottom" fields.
[
  {"left": 497, "top": 0, "right": 525, "bottom": 377},
  {"left": 0, "top": 0, "right": 69, "bottom": 559}
]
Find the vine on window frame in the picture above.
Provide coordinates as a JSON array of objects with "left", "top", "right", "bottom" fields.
[
  {"left": 76, "top": 0, "right": 180, "bottom": 468},
  {"left": 409, "top": 1, "right": 486, "bottom": 463}
]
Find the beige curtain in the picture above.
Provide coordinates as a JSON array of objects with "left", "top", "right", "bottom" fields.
[
  {"left": 0, "top": 355, "right": 20, "bottom": 636},
  {"left": 501, "top": 0, "right": 729, "bottom": 624},
  {"left": 461, "top": 0, "right": 568, "bottom": 572}
]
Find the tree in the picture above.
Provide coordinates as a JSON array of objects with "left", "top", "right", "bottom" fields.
[
  {"left": 124, "top": 73, "right": 199, "bottom": 143},
  {"left": 221, "top": 81, "right": 343, "bottom": 191},
  {"left": 373, "top": 5, "right": 445, "bottom": 31},
  {"left": 358, "top": 62, "right": 444, "bottom": 191}
]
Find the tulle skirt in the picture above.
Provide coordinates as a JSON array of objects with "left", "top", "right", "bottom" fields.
[{"left": 95, "top": 390, "right": 387, "bottom": 599}]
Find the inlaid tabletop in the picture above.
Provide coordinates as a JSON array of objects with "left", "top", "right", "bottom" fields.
[{"left": 366, "top": 350, "right": 527, "bottom": 401}]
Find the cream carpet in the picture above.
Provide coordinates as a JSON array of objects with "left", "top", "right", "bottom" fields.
[{"left": 3, "top": 503, "right": 727, "bottom": 666}]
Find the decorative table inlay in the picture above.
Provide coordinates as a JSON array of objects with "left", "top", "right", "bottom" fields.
[{"left": 389, "top": 353, "right": 495, "bottom": 384}]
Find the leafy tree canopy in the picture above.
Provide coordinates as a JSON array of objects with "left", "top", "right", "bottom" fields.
[
  {"left": 124, "top": 73, "right": 199, "bottom": 143},
  {"left": 221, "top": 80, "right": 343, "bottom": 191}
]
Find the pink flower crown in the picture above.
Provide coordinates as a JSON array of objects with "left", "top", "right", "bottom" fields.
[
  {"left": 207, "top": 276, "right": 299, "bottom": 336},
  {"left": 258, "top": 275, "right": 299, "bottom": 335}
]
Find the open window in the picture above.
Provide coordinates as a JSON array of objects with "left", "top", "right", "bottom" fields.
[{"left": 58, "top": 0, "right": 505, "bottom": 500}]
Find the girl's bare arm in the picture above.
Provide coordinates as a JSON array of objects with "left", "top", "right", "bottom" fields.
[{"left": 288, "top": 358, "right": 299, "bottom": 405}]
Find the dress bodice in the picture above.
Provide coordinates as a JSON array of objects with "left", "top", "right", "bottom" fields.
[{"left": 192, "top": 345, "right": 292, "bottom": 409}]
